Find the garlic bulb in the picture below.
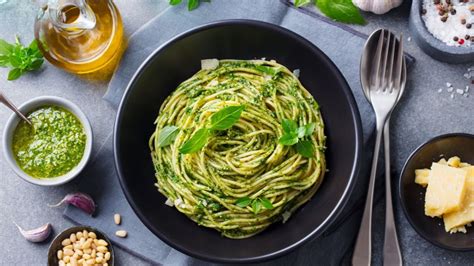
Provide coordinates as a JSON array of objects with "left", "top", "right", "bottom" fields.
[{"left": 352, "top": 0, "right": 403, "bottom": 15}]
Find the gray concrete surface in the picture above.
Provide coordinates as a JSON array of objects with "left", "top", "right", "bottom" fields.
[{"left": 1, "top": 0, "right": 473, "bottom": 265}]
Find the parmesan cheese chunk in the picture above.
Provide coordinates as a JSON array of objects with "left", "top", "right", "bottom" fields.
[
  {"left": 424, "top": 163, "right": 468, "bottom": 217},
  {"left": 443, "top": 166, "right": 474, "bottom": 232},
  {"left": 415, "top": 168, "right": 430, "bottom": 187}
]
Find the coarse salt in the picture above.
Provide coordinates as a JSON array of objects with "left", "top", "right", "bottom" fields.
[{"left": 422, "top": 0, "right": 473, "bottom": 47}]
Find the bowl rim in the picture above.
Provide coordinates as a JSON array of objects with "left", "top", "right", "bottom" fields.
[
  {"left": 47, "top": 225, "right": 114, "bottom": 266},
  {"left": 2, "top": 96, "right": 93, "bottom": 186},
  {"left": 113, "top": 19, "right": 363, "bottom": 263},
  {"left": 398, "top": 132, "right": 474, "bottom": 251}
]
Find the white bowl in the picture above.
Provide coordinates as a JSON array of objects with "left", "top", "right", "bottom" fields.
[{"left": 2, "top": 96, "right": 93, "bottom": 186}]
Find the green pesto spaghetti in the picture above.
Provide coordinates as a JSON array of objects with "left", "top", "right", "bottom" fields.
[{"left": 149, "top": 59, "right": 326, "bottom": 239}]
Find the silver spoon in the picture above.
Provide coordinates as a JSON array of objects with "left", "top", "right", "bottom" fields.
[
  {"left": 352, "top": 29, "right": 405, "bottom": 266},
  {"left": 362, "top": 29, "right": 407, "bottom": 265},
  {"left": 0, "top": 91, "right": 32, "bottom": 125}
]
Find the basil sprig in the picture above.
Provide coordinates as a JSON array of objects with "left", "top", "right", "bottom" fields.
[
  {"left": 279, "top": 119, "right": 316, "bottom": 158},
  {"left": 179, "top": 105, "right": 245, "bottom": 154},
  {"left": 0, "top": 36, "right": 44, "bottom": 81},
  {"left": 235, "top": 196, "right": 274, "bottom": 214},
  {"left": 294, "top": 0, "right": 366, "bottom": 25}
]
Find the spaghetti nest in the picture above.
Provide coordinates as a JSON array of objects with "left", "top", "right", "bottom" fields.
[{"left": 149, "top": 59, "right": 326, "bottom": 238}]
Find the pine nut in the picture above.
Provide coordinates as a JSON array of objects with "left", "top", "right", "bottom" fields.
[
  {"left": 70, "top": 257, "right": 77, "bottom": 266},
  {"left": 62, "top": 239, "right": 71, "bottom": 246},
  {"left": 63, "top": 245, "right": 73, "bottom": 250},
  {"left": 63, "top": 255, "right": 70, "bottom": 263},
  {"left": 97, "top": 239, "right": 108, "bottom": 246},
  {"left": 104, "top": 252, "right": 110, "bottom": 261},
  {"left": 82, "top": 230, "right": 88, "bottom": 237},
  {"left": 57, "top": 250, "right": 63, "bottom": 260},
  {"left": 83, "top": 254, "right": 91, "bottom": 260},
  {"left": 95, "top": 257, "right": 103, "bottom": 263},
  {"left": 59, "top": 260, "right": 65, "bottom": 266},
  {"left": 115, "top": 230, "right": 127, "bottom": 238},
  {"left": 104, "top": 263, "right": 108, "bottom": 266},
  {"left": 63, "top": 249, "right": 74, "bottom": 256},
  {"left": 88, "top": 232, "right": 96, "bottom": 239},
  {"left": 97, "top": 246, "right": 107, "bottom": 253},
  {"left": 76, "top": 232, "right": 83, "bottom": 239},
  {"left": 97, "top": 252, "right": 103, "bottom": 258},
  {"left": 114, "top": 213, "right": 121, "bottom": 225},
  {"left": 91, "top": 249, "right": 96, "bottom": 258},
  {"left": 83, "top": 248, "right": 92, "bottom": 254},
  {"left": 74, "top": 249, "right": 83, "bottom": 256},
  {"left": 69, "top": 233, "right": 77, "bottom": 243},
  {"left": 86, "top": 259, "right": 94, "bottom": 265}
]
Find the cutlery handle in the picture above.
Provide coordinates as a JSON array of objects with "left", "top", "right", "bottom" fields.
[
  {"left": 352, "top": 120, "right": 384, "bottom": 266},
  {"left": 382, "top": 120, "right": 402, "bottom": 266},
  {"left": 0, "top": 91, "right": 31, "bottom": 125}
]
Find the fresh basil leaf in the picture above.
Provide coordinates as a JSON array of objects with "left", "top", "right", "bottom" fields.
[
  {"left": 209, "top": 105, "right": 244, "bottom": 130},
  {"left": 0, "top": 55, "right": 9, "bottom": 67},
  {"left": 255, "top": 65, "right": 280, "bottom": 75},
  {"left": 281, "top": 119, "right": 297, "bottom": 134},
  {"left": 316, "top": 0, "right": 366, "bottom": 25},
  {"left": 0, "top": 39, "right": 14, "bottom": 55},
  {"left": 27, "top": 58, "right": 44, "bottom": 71},
  {"left": 235, "top": 197, "right": 252, "bottom": 208},
  {"left": 169, "top": 0, "right": 182, "bottom": 4},
  {"left": 279, "top": 133, "right": 299, "bottom": 146},
  {"left": 179, "top": 128, "right": 210, "bottom": 154},
  {"left": 297, "top": 126, "right": 306, "bottom": 138},
  {"left": 305, "top": 122, "right": 316, "bottom": 136},
  {"left": 28, "top": 39, "right": 38, "bottom": 50},
  {"left": 259, "top": 197, "right": 273, "bottom": 210},
  {"left": 295, "top": 0, "right": 311, "bottom": 7},
  {"left": 188, "top": 0, "right": 199, "bottom": 10},
  {"left": 8, "top": 68, "right": 22, "bottom": 81},
  {"left": 296, "top": 140, "right": 315, "bottom": 158},
  {"left": 252, "top": 200, "right": 261, "bottom": 214},
  {"left": 9, "top": 54, "right": 22, "bottom": 68},
  {"left": 157, "top": 126, "right": 180, "bottom": 147}
]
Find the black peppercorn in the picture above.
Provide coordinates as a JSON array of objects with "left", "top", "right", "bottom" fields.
[
  {"left": 453, "top": 36, "right": 459, "bottom": 42},
  {"left": 467, "top": 24, "right": 472, "bottom": 29}
]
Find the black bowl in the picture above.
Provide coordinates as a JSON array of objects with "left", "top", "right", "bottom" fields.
[
  {"left": 114, "top": 20, "right": 363, "bottom": 263},
  {"left": 47, "top": 226, "right": 114, "bottom": 266},
  {"left": 399, "top": 133, "right": 474, "bottom": 251}
]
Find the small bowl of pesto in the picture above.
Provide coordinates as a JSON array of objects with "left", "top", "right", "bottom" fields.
[{"left": 2, "top": 96, "right": 92, "bottom": 186}]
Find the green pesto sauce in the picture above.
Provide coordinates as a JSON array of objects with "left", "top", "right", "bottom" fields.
[{"left": 12, "top": 105, "right": 86, "bottom": 178}]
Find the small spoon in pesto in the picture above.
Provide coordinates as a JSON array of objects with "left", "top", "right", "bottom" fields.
[{"left": 0, "top": 91, "right": 32, "bottom": 126}]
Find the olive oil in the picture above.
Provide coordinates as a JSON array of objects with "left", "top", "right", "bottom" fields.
[{"left": 34, "top": 0, "right": 125, "bottom": 77}]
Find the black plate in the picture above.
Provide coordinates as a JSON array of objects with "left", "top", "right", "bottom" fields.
[
  {"left": 114, "top": 20, "right": 363, "bottom": 263},
  {"left": 399, "top": 133, "right": 474, "bottom": 251}
]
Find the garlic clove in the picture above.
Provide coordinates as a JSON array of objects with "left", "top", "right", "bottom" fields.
[
  {"left": 48, "top": 192, "right": 96, "bottom": 215},
  {"left": 15, "top": 222, "right": 52, "bottom": 242},
  {"left": 352, "top": 0, "right": 403, "bottom": 15}
]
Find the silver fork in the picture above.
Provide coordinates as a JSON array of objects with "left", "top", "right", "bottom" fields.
[{"left": 352, "top": 29, "right": 404, "bottom": 266}]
